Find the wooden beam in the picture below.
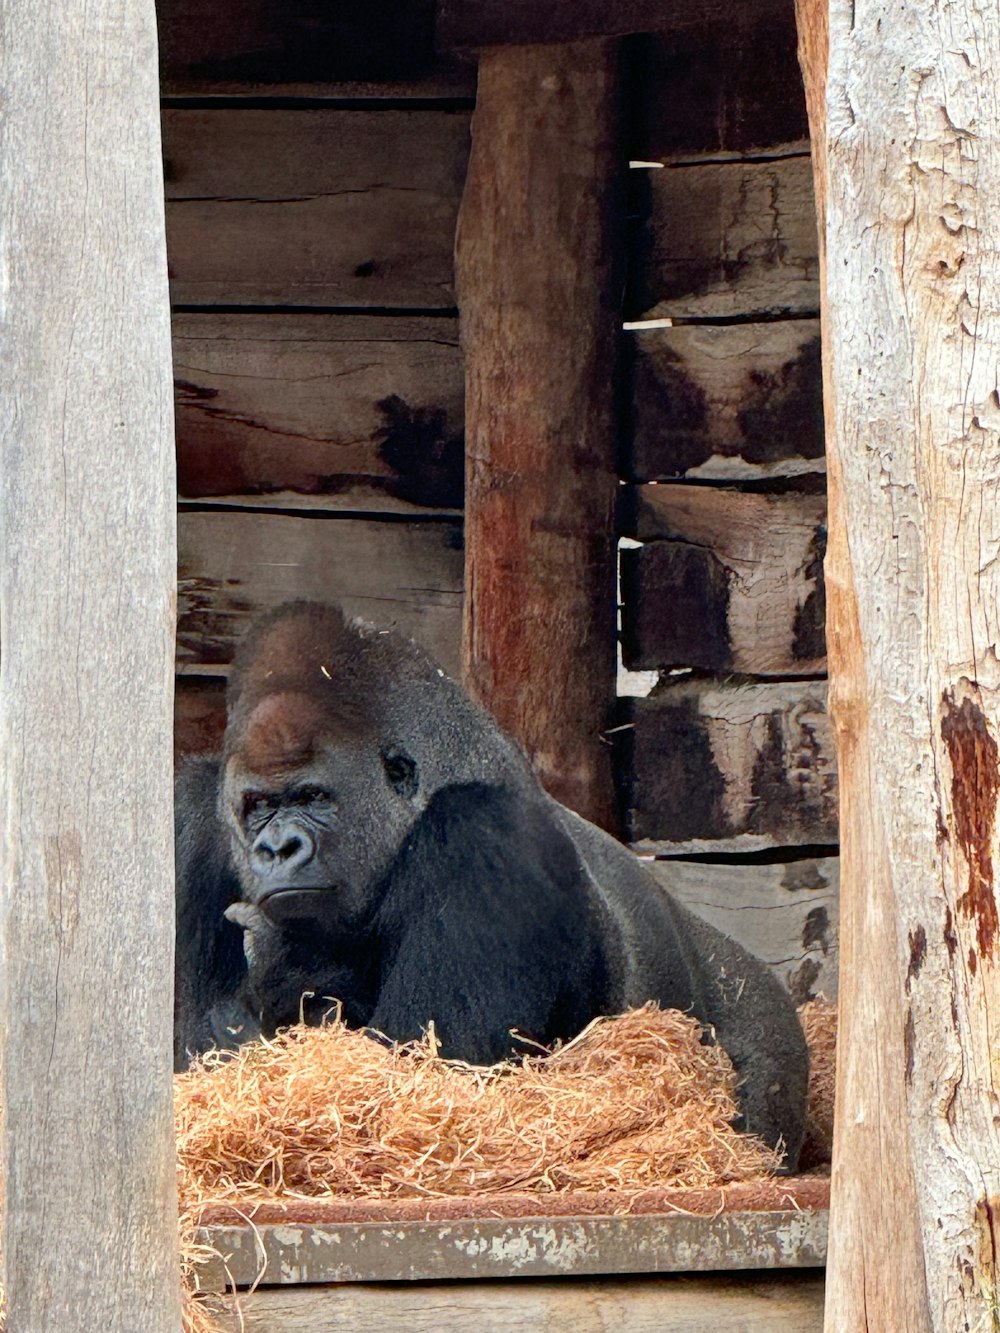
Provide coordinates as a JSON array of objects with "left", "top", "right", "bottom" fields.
[
  {"left": 195, "top": 1206, "right": 828, "bottom": 1290},
  {"left": 621, "top": 679, "right": 837, "bottom": 853},
  {"left": 173, "top": 314, "right": 464, "bottom": 514},
  {"left": 620, "top": 485, "right": 827, "bottom": 675},
  {"left": 0, "top": 0, "right": 181, "bottom": 1329},
  {"left": 456, "top": 41, "right": 620, "bottom": 829},
  {"left": 797, "top": 0, "right": 1000, "bottom": 1327},
  {"left": 437, "top": 0, "right": 794, "bottom": 50},
  {"left": 206, "top": 1272, "right": 827, "bottom": 1333},
  {"left": 162, "top": 108, "right": 469, "bottom": 309}
]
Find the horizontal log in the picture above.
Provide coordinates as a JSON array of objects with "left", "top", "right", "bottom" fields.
[
  {"left": 177, "top": 509, "right": 464, "bottom": 673},
  {"left": 620, "top": 486, "right": 827, "bottom": 674},
  {"left": 627, "top": 320, "right": 824, "bottom": 482},
  {"left": 163, "top": 109, "right": 469, "bottom": 308},
  {"left": 620, "top": 679, "right": 837, "bottom": 852},
  {"left": 172, "top": 313, "right": 463, "bottom": 511},
  {"left": 198, "top": 1199, "right": 826, "bottom": 1289},
  {"left": 631, "top": 22, "right": 809, "bottom": 161},
  {"left": 629, "top": 156, "right": 819, "bottom": 320},
  {"left": 650, "top": 857, "right": 839, "bottom": 1002},
  {"left": 437, "top": 0, "right": 794, "bottom": 47},
  {"left": 157, "top": 0, "right": 475, "bottom": 95},
  {"left": 206, "top": 1272, "right": 826, "bottom": 1333}
]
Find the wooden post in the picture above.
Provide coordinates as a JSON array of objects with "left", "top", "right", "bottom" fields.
[
  {"left": 0, "top": 2, "right": 181, "bottom": 1330},
  {"left": 456, "top": 40, "right": 621, "bottom": 830},
  {"left": 797, "top": 0, "right": 1000, "bottom": 1327}
]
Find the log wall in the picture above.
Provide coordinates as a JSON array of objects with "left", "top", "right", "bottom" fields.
[
  {"left": 163, "top": 2, "right": 836, "bottom": 999},
  {"left": 617, "top": 12, "right": 836, "bottom": 997},
  {"left": 161, "top": 3, "right": 472, "bottom": 713}
]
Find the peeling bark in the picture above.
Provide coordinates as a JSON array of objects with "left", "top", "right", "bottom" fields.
[{"left": 797, "top": 0, "right": 1000, "bottom": 1327}]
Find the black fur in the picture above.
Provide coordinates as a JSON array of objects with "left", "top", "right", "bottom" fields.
[{"left": 175, "top": 602, "right": 809, "bottom": 1166}]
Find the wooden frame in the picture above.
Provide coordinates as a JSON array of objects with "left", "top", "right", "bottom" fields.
[{"left": 0, "top": 0, "right": 180, "bottom": 1328}]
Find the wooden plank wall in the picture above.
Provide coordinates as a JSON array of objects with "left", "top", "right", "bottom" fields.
[
  {"left": 162, "top": 2, "right": 837, "bottom": 1001},
  {"left": 158, "top": 1, "right": 472, "bottom": 727},
  {"left": 616, "top": 16, "right": 838, "bottom": 999}
]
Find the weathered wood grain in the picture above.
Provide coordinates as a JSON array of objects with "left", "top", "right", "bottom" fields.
[
  {"left": 157, "top": 0, "right": 475, "bottom": 95},
  {"left": 651, "top": 857, "right": 839, "bottom": 1001},
  {"left": 198, "top": 1207, "right": 826, "bottom": 1290},
  {"left": 620, "top": 678, "right": 837, "bottom": 852},
  {"left": 628, "top": 319, "right": 825, "bottom": 481},
  {"left": 173, "top": 313, "right": 464, "bottom": 511},
  {"left": 801, "top": 0, "right": 1000, "bottom": 1326},
  {"left": 457, "top": 43, "right": 620, "bottom": 829},
  {"left": 631, "top": 21, "right": 809, "bottom": 161},
  {"left": 620, "top": 485, "right": 827, "bottom": 674},
  {"left": 629, "top": 156, "right": 819, "bottom": 320},
  {"left": 177, "top": 509, "right": 464, "bottom": 674},
  {"left": 163, "top": 108, "right": 469, "bottom": 308},
  {"left": 0, "top": 0, "right": 181, "bottom": 1327},
  {"left": 205, "top": 1272, "right": 826, "bottom": 1333}
]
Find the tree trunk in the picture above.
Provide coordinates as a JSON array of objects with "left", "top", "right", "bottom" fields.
[
  {"left": 0, "top": 2, "right": 181, "bottom": 1329},
  {"left": 797, "top": 0, "right": 1000, "bottom": 1327},
  {"left": 456, "top": 40, "right": 621, "bottom": 831}
]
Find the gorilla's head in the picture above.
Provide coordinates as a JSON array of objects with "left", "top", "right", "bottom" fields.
[{"left": 218, "top": 602, "right": 534, "bottom": 932}]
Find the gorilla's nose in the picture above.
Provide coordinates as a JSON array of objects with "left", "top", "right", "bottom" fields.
[{"left": 250, "top": 819, "right": 316, "bottom": 879}]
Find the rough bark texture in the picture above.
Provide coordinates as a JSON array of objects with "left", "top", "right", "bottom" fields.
[
  {"left": 798, "top": 0, "right": 1000, "bottom": 1327},
  {"left": 0, "top": 1, "right": 181, "bottom": 1329},
  {"left": 456, "top": 42, "right": 620, "bottom": 829}
]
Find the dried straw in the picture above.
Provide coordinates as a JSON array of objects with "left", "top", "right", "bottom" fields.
[
  {"left": 798, "top": 995, "right": 838, "bottom": 1167},
  {"left": 175, "top": 1004, "right": 782, "bottom": 1214},
  {"left": 3, "top": 1001, "right": 836, "bottom": 1332}
]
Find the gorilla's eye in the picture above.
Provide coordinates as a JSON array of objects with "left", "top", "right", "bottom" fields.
[
  {"left": 382, "top": 750, "right": 418, "bottom": 799},
  {"left": 241, "top": 790, "right": 275, "bottom": 824},
  {"left": 290, "top": 785, "right": 334, "bottom": 807}
]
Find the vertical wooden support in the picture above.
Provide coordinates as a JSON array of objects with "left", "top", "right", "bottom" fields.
[
  {"left": 797, "top": 0, "right": 1000, "bottom": 1328},
  {"left": 456, "top": 41, "right": 621, "bottom": 831},
  {"left": 0, "top": 2, "right": 181, "bottom": 1330}
]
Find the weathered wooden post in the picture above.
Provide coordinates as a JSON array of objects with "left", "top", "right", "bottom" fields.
[
  {"left": 797, "top": 0, "right": 1000, "bottom": 1326},
  {"left": 455, "top": 39, "right": 621, "bottom": 831},
  {"left": 0, "top": 1, "right": 181, "bottom": 1329}
]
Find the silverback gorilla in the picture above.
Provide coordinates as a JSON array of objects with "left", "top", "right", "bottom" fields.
[{"left": 175, "top": 602, "right": 808, "bottom": 1166}]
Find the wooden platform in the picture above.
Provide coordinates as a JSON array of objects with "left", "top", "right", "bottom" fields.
[
  {"left": 195, "top": 1180, "right": 828, "bottom": 1330},
  {"left": 196, "top": 1179, "right": 829, "bottom": 1286}
]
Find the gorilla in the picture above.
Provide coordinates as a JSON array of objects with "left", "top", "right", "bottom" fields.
[{"left": 175, "top": 602, "right": 808, "bottom": 1167}]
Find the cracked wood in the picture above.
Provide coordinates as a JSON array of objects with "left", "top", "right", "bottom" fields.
[
  {"left": 0, "top": 0, "right": 181, "bottom": 1326},
  {"left": 799, "top": 0, "right": 1000, "bottom": 1326},
  {"left": 162, "top": 108, "right": 470, "bottom": 308}
]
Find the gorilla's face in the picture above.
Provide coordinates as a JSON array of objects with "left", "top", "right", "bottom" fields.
[{"left": 219, "top": 688, "right": 423, "bottom": 933}]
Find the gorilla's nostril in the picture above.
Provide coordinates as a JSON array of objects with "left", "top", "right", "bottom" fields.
[{"left": 277, "top": 836, "right": 303, "bottom": 862}]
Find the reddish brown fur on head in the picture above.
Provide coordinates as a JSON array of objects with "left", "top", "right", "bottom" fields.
[
  {"left": 225, "top": 604, "right": 376, "bottom": 774},
  {"left": 238, "top": 691, "right": 330, "bottom": 778}
]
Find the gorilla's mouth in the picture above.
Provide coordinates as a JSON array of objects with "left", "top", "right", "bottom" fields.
[{"left": 258, "top": 886, "right": 339, "bottom": 925}]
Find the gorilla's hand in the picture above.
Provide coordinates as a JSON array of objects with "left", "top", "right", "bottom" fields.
[
  {"left": 224, "top": 900, "right": 369, "bottom": 1034},
  {"left": 224, "top": 900, "right": 276, "bottom": 968},
  {"left": 224, "top": 900, "right": 316, "bottom": 1029}
]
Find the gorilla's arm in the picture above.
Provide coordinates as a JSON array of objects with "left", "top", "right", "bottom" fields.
[
  {"left": 174, "top": 757, "right": 258, "bottom": 1067},
  {"left": 672, "top": 902, "right": 810, "bottom": 1169},
  {"left": 369, "top": 782, "right": 612, "bottom": 1064}
]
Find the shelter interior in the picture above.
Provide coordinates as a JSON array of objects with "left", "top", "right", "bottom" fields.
[{"left": 163, "top": 0, "right": 837, "bottom": 1033}]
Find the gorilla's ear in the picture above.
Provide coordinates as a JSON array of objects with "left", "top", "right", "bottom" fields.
[{"left": 370, "top": 782, "right": 608, "bottom": 1063}]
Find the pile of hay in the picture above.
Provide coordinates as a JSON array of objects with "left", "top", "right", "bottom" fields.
[
  {"left": 799, "top": 994, "right": 838, "bottom": 1167},
  {"left": 1, "top": 1000, "right": 838, "bottom": 1333},
  {"left": 175, "top": 1004, "right": 782, "bottom": 1214}
]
